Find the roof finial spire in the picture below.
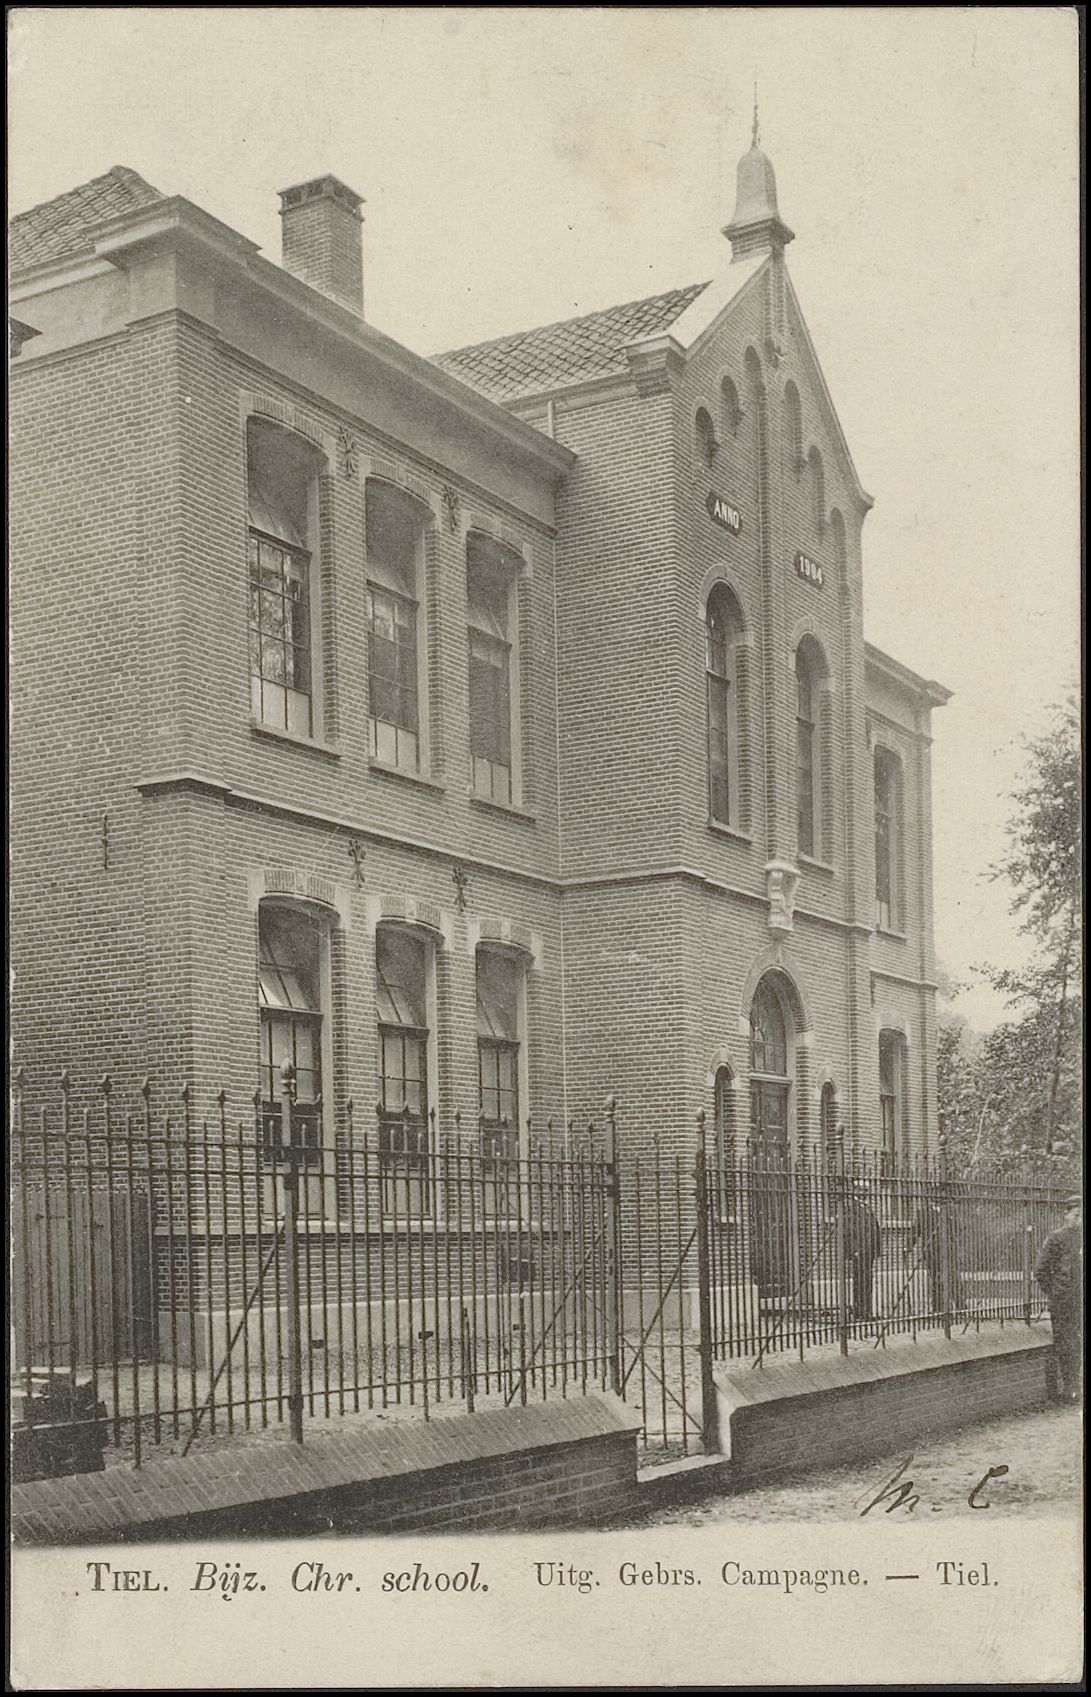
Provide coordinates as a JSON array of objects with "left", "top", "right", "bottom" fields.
[{"left": 722, "top": 96, "right": 794, "bottom": 263}]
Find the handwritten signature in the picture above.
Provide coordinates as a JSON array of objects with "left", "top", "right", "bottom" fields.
[{"left": 857, "top": 1457, "right": 1009, "bottom": 1517}]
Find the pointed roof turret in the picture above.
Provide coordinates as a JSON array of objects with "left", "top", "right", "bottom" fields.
[{"left": 722, "top": 103, "right": 795, "bottom": 263}]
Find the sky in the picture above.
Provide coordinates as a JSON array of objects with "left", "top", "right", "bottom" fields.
[{"left": 9, "top": 8, "right": 1081, "bottom": 1029}]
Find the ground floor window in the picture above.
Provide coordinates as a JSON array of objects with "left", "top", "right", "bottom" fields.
[
  {"left": 879, "top": 1029, "right": 907, "bottom": 1171},
  {"left": 258, "top": 904, "right": 323, "bottom": 1104},
  {"left": 476, "top": 948, "right": 522, "bottom": 1164},
  {"left": 376, "top": 925, "right": 431, "bottom": 1211}
]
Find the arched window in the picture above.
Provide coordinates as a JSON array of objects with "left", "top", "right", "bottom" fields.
[
  {"left": 467, "top": 534, "right": 521, "bottom": 804},
  {"left": 721, "top": 377, "right": 743, "bottom": 439},
  {"left": 820, "top": 1081, "right": 838, "bottom": 1151},
  {"left": 830, "top": 508, "right": 847, "bottom": 580},
  {"left": 784, "top": 381, "right": 803, "bottom": 474},
  {"left": 258, "top": 902, "right": 326, "bottom": 1137},
  {"left": 705, "top": 585, "right": 745, "bottom": 828},
  {"left": 879, "top": 1030, "right": 908, "bottom": 1169},
  {"left": 874, "top": 746, "right": 904, "bottom": 931},
  {"left": 807, "top": 445, "right": 826, "bottom": 535},
  {"left": 749, "top": 974, "right": 790, "bottom": 1155},
  {"left": 248, "top": 419, "right": 323, "bottom": 738},
  {"left": 714, "top": 1064, "right": 737, "bottom": 1162},
  {"left": 476, "top": 947, "right": 524, "bottom": 1164},
  {"left": 695, "top": 407, "right": 717, "bottom": 470},
  {"left": 795, "top": 637, "right": 828, "bottom": 859},
  {"left": 375, "top": 923, "right": 433, "bottom": 1212},
  {"left": 366, "top": 482, "right": 429, "bottom": 772}
]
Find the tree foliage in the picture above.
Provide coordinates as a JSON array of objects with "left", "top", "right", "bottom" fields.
[
  {"left": 947, "top": 701, "right": 1082, "bottom": 1180},
  {"left": 990, "top": 699, "right": 1081, "bottom": 947}
]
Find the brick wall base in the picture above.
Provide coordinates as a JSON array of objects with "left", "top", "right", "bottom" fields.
[
  {"left": 11, "top": 1394, "right": 641, "bottom": 1545},
  {"left": 715, "top": 1324, "right": 1055, "bottom": 1482}
]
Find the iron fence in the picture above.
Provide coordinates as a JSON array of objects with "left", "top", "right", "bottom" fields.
[
  {"left": 705, "top": 1132, "right": 1067, "bottom": 1366},
  {"left": 11, "top": 1077, "right": 627, "bottom": 1470},
  {"left": 9, "top": 1076, "right": 1071, "bottom": 1478}
]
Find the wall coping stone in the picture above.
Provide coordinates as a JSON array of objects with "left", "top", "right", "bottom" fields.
[
  {"left": 715, "top": 1323, "right": 1052, "bottom": 1412},
  {"left": 12, "top": 1394, "right": 639, "bottom": 1545}
]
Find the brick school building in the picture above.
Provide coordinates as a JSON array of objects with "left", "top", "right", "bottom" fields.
[{"left": 9, "top": 134, "right": 949, "bottom": 1180}]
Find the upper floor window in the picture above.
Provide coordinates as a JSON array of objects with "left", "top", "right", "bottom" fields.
[
  {"left": 721, "top": 377, "right": 743, "bottom": 439},
  {"left": 375, "top": 924, "right": 432, "bottom": 1211},
  {"left": 695, "top": 407, "right": 717, "bottom": 470},
  {"left": 808, "top": 445, "right": 826, "bottom": 536},
  {"left": 248, "top": 420, "right": 321, "bottom": 737},
  {"left": 874, "top": 745, "right": 904, "bottom": 931},
  {"left": 366, "top": 483, "right": 429, "bottom": 772},
  {"left": 706, "top": 584, "right": 745, "bottom": 828},
  {"left": 476, "top": 948, "right": 523, "bottom": 1164},
  {"left": 784, "top": 381, "right": 803, "bottom": 474},
  {"left": 878, "top": 1029, "right": 907, "bottom": 1169},
  {"left": 795, "top": 638, "right": 827, "bottom": 859},
  {"left": 467, "top": 535, "right": 520, "bottom": 804}
]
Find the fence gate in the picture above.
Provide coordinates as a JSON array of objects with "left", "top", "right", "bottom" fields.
[
  {"left": 11, "top": 1182, "right": 156, "bottom": 1368},
  {"left": 615, "top": 1133, "right": 717, "bottom": 1460}
]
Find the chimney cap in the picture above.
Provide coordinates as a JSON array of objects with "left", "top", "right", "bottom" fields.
[{"left": 278, "top": 175, "right": 364, "bottom": 219}]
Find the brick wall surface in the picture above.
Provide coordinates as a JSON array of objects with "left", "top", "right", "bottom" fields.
[
  {"left": 718, "top": 1329, "right": 1054, "bottom": 1481},
  {"left": 11, "top": 1395, "right": 640, "bottom": 1545}
]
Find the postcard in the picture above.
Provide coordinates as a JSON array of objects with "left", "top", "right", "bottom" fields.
[{"left": 8, "top": 7, "right": 1082, "bottom": 1688}]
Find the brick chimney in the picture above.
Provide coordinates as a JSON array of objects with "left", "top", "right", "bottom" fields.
[{"left": 277, "top": 175, "right": 365, "bottom": 315}]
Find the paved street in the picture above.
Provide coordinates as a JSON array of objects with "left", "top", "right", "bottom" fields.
[{"left": 639, "top": 1404, "right": 1083, "bottom": 1523}]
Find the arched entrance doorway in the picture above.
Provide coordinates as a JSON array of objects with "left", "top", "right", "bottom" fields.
[
  {"left": 749, "top": 973, "right": 792, "bottom": 1154},
  {"left": 748, "top": 971, "right": 798, "bottom": 1296}
]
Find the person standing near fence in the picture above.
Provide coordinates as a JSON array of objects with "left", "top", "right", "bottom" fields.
[
  {"left": 841, "top": 1186, "right": 882, "bottom": 1321},
  {"left": 906, "top": 1197, "right": 961, "bottom": 1317},
  {"left": 1035, "top": 1195, "right": 1082, "bottom": 1404}
]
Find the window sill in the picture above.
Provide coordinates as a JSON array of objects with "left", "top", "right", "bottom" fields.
[
  {"left": 799, "top": 852, "right": 835, "bottom": 876},
  {"left": 876, "top": 923, "right": 909, "bottom": 941},
  {"left": 250, "top": 719, "right": 340, "bottom": 758},
  {"left": 469, "top": 792, "right": 536, "bottom": 824},
  {"left": 369, "top": 759, "right": 446, "bottom": 794},
  {"left": 707, "top": 819, "right": 753, "bottom": 845}
]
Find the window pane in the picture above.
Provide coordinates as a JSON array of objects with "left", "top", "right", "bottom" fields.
[
  {"left": 376, "top": 928, "right": 428, "bottom": 1028},
  {"left": 260, "top": 639, "right": 286, "bottom": 684},
  {"left": 258, "top": 905, "right": 323, "bottom": 1105},
  {"left": 248, "top": 527, "right": 313, "bottom": 730},
  {"left": 368, "top": 587, "right": 418, "bottom": 738},
  {"left": 467, "top": 543, "right": 513, "bottom": 640},
  {"left": 750, "top": 979, "right": 787, "bottom": 1076},
  {"left": 469, "top": 636, "right": 511, "bottom": 769},
  {"left": 286, "top": 687, "right": 311, "bottom": 738},
  {"left": 262, "top": 681, "right": 286, "bottom": 730},
  {"left": 260, "top": 908, "right": 321, "bottom": 1009},
  {"left": 476, "top": 950, "right": 519, "bottom": 1039},
  {"left": 366, "top": 484, "right": 424, "bottom": 595},
  {"left": 874, "top": 750, "right": 898, "bottom": 926},
  {"left": 248, "top": 470, "right": 307, "bottom": 550}
]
